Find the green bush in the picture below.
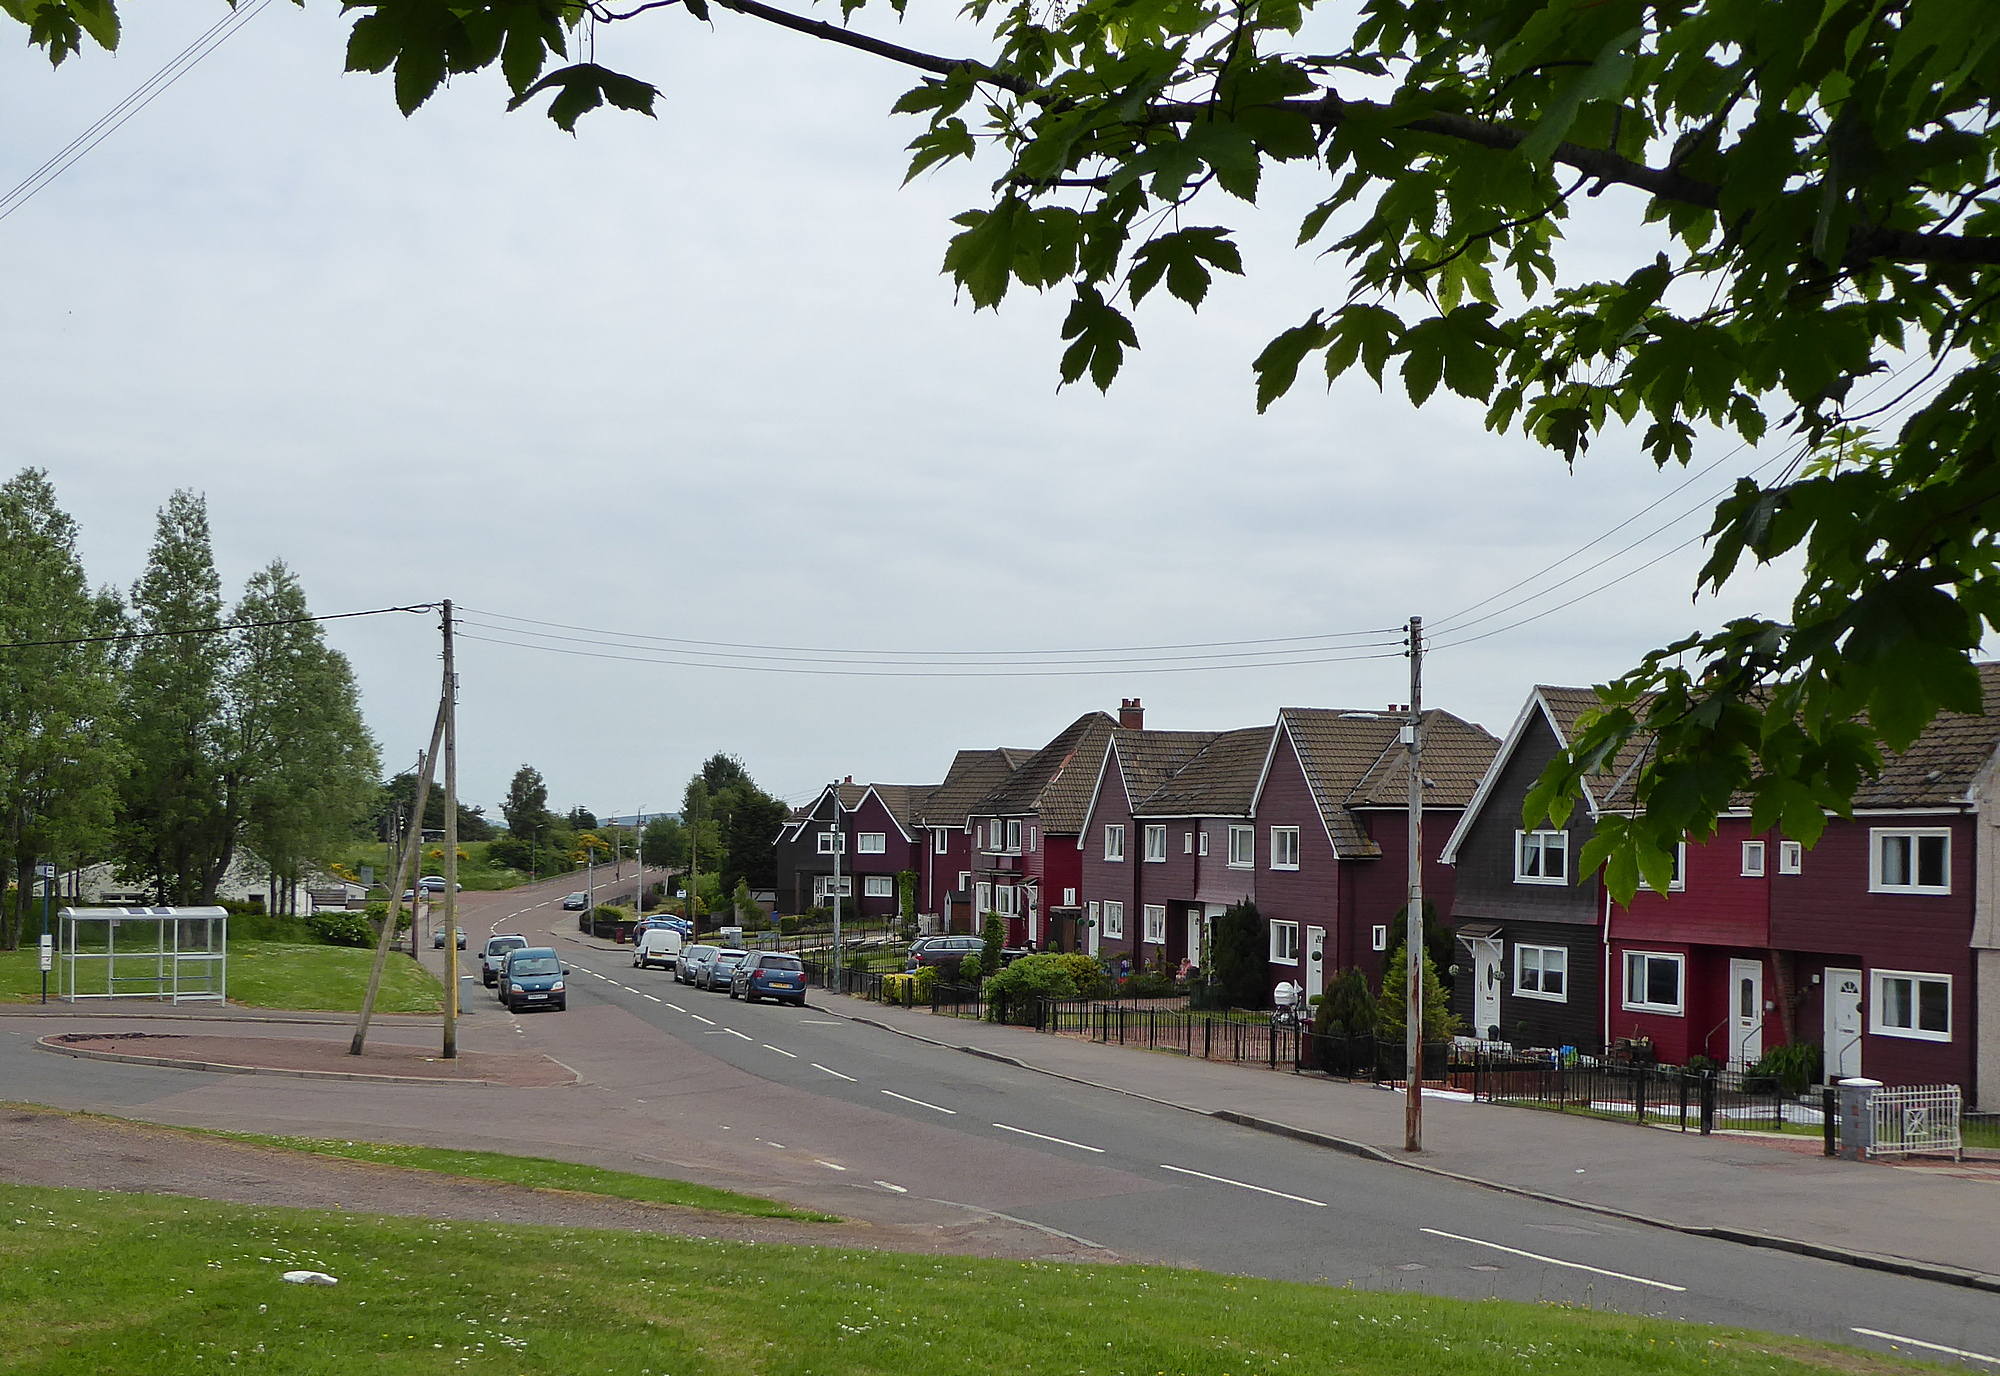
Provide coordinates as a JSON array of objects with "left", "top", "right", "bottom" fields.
[
  {"left": 227, "top": 912, "right": 316, "bottom": 943},
  {"left": 881, "top": 972, "right": 917, "bottom": 1007},
  {"left": 980, "top": 912, "right": 1005, "bottom": 977},
  {"left": 1119, "top": 970, "right": 1179, "bottom": 998},
  {"left": 1047, "top": 953, "right": 1110, "bottom": 998},
  {"left": 1315, "top": 967, "right": 1378, "bottom": 1038},
  {"left": 910, "top": 963, "right": 939, "bottom": 1003},
  {"left": 1208, "top": 901, "right": 1269, "bottom": 1008},
  {"left": 1376, "top": 938, "right": 1462, "bottom": 1043},
  {"left": 983, "top": 954, "right": 1084, "bottom": 1021},
  {"left": 304, "top": 909, "right": 373, "bottom": 948},
  {"left": 1744, "top": 1041, "right": 1822, "bottom": 1096},
  {"left": 949, "top": 954, "right": 983, "bottom": 987}
]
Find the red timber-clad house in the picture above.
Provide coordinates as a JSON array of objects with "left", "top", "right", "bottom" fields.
[
  {"left": 1077, "top": 719, "right": 1270, "bottom": 971},
  {"left": 771, "top": 781, "right": 867, "bottom": 916},
  {"left": 1601, "top": 665, "right": 2000, "bottom": 1100},
  {"left": 1253, "top": 707, "right": 1498, "bottom": 1003},
  {"left": 913, "top": 748, "right": 1031, "bottom": 932},
  {"left": 965, "top": 707, "right": 1120, "bottom": 949},
  {"left": 846, "top": 784, "right": 933, "bottom": 922}
]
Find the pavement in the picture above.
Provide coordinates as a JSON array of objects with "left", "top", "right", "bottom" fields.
[{"left": 6, "top": 887, "right": 1995, "bottom": 1295}]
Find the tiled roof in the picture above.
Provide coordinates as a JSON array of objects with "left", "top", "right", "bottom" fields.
[
  {"left": 867, "top": 783, "right": 936, "bottom": 831},
  {"left": 917, "top": 748, "right": 1031, "bottom": 827},
  {"left": 1280, "top": 707, "right": 1501, "bottom": 858},
  {"left": 975, "top": 711, "right": 1117, "bottom": 833},
  {"left": 1134, "top": 726, "right": 1274, "bottom": 816},
  {"left": 1110, "top": 730, "right": 1218, "bottom": 810},
  {"left": 1537, "top": 685, "right": 1658, "bottom": 804}
]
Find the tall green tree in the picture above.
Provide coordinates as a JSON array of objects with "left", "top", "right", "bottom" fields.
[
  {"left": 681, "top": 753, "right": 786, "bottom": 894},
  {"left": 226, "top": 562, "right": 382, "bottom": 912},
  {"left": 639, "top": 813, "right": 686, "bottom": 869},
  {"left": 369, "top": 772, "right": 491, "bottom": 841},
  {"left": 0, "top": 470, "right": 124, "bottom": 947},
  {"left": 115, "top": 489, "right": 229, "bottom": 904},
  {"left": 500, "top": 764, "right": 552, "bottom": 838}
]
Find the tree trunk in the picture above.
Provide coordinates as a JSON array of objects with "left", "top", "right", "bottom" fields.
[{"left": 7, "top": 854, "right": 35, "bottom": 952}]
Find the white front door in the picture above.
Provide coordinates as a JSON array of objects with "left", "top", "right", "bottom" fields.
[
  {"left": 1729, "top": 958, "right": 1764, "bottom": 1068},
  {"left": 1086, "top": 904, "right": 1101, "bottom": 957},
  {"left": 1305, "top": 926, "right": 1326, "bottom": 1003},
  {"left": 1824, "top": 967, "right": 1864, "bottom": 1079},
  {"left": 1187, "top": 911, "right": 1205, "bottom": 968},
  {"left": 1472, "top": 941, "right": 1501, "bottom": 1041}
]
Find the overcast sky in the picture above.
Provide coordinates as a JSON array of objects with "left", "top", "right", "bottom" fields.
[{"left": 2, "top": 4, "right": 1808, "bottom": 817}]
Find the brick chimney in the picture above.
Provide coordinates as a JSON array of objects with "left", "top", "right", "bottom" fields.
[{"left": 1118, "top": 698, "right": 1145, "bottom": 730}]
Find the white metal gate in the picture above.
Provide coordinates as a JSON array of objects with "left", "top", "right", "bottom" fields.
[{"left": 1867, "top": 1084, "right": 1962, "bottom": 1160}]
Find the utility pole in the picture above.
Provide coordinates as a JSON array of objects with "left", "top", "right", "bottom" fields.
[
  {"left": 1404, "top": 615, "right": 1426, "bottom": 1152},
  {"left": 830, "top": 783, "right": 844, "bottom": 985},
  {"left": 353, "top": 698, "right": 445, "bottom": 1056},
  {"left": 442, "top": 599, "right": 460, "bottom": 1060}
]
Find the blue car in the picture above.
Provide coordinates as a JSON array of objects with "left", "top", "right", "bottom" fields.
[
  {"left": 499, "top": 947, "right": 568, "bottom": 1012},
  {"left": 730, "top": 952, "right": 808, "bottom": 1006}
]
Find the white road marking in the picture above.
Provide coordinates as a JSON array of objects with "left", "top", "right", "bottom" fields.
[
  {"left": 665, "top": 1002, "right": 685, "bottom": 1012},
  {"left": 816, "top": 1159, "right": 848, "bottom": 1171},
  {"left": 799, "top": 1019, "right": 842, "bottom": 1025},
  {"left": 812, "top": 1063, "right": 858, "bottom": 1082},
  {"left": 881, "top": 1089, "right": 957, "bottom": 1115},
  {"left": 1159, "top": 1164, "right": 1326, "bottom": 1206},
  {"left": 724, "top": 1028, "right": 752, "bottom": 1041},
  {"left": 763, "top": 1044, "right": 798, "bottom": 1058},
  {"left": 691, "top": 1014, "right": 715, "bottom": 1026},
  {"left": 764, "top": 1141, "right": 787, "bottom": 1150},
  {"left": 1419, "top": 1228, "right": 1686, "bottom": 1292},
  {"left": 873, "top": 1180, "right": 907, "bottom": 1193},
  {"left": 1852, "top": 1329, "right": 2000, "bottom": 1365},
  {"left": 641, "top": 994, "right": 661, "bottom": 1003},
  {"left": 993, "top": 1123, "right": 1105, "bottom": 1153}
]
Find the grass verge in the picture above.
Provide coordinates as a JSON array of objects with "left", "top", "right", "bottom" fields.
[
  {"left": 132, "top": 1118, "right": 836, "bottom": 1221},
  {"left": 0, "top": 940, "right": 442, "bottom": 1013},
  {"left": 0, "top": 1183, "right": 1945, "bottom": 1376}
]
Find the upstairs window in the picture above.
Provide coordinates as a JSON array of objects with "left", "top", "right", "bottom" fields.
[
  {"left": 857, "top": 832, "right": 886, "bottom": 854},
  {"left": 1871, "top": 829, "right": 1949, "bottom": 893},
  {"left": 1198, "top": 832, "right": 1209, "bottom": 856},
  {"left": 1183, "top": 832, "right": 1194, "bottom": 854},
  {"left": 1228, "top": 825, "right": 1254, "bottom": 868},
  {"left": 1515, "top": 830, "right": 1567, "bottom": 884},
  {"left": 1102, "top": 901, "right": 1125, "bottom": 938},
  {"left": 1270, "top": 826, "right": 1300, "bottom": 871},
  {"left": 816, "top": 830, "right": 845, "bottom": 855},
  {"left": 1144, "top": 825, "right": 1167, "bottom": 862},
  {"left": 1006, "top": 818, "right": 1022, "bottom": 852},
  {"left": 1778, "top": 840, "right": 1803, "bottom": 874},
  {"left": 1104, "top": 824, "right": 1126, "bottom": 861},
  {"left": 932, "top": 829, "right": 950, "bottom": 855},
  {"left": 1741, "top": 841, "right": 1766, "bottom": 877}
]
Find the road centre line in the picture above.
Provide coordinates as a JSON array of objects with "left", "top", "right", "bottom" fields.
[
  {"left": 993, "top": 1123, "right": 1105, "bottom": 1153},
  {"left": 724, "top": 1028, "right": 753, "bottom": 1041},
  {"left": 666, "top": 1002, "right": 685, "bottom": 1012},
  {"left": 764, "top": 1044, "right": 798, "bottom": 1058},
  {"left": 1419, "top": 1228, "right": 1686, "bottom": 1292},
  {"left": 874, "top": 1180, "right": 907, "bottom": 1193},
  {"left": 642, "top": 994, "right": 661, "bottom": 1002},
  {"left": 799, "top": 1019, "right": 841, "bottom": 1025},
  {"left": 812, "top": 1063, "right": 858, "bottom": 1082},
  {"left": 1852, "top": 1329, "right": 2000, "bottom": 1365},
  {"left": 691, "top": 1014, "right": 715, "bottom": 1026},
  {"left": 1159, "top": 1164, "right": 1325, "bottom": 1206},
  {"left": 816, "top": 1159, "right": 848, "bottom": 1171},
  {"left": 881, "top": 1089, "right": 957, "bottom": 1115}
]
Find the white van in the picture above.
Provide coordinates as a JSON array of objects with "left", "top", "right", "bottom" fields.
[{"left": 633, "top": 926, "right": 684, "bottom": 971}]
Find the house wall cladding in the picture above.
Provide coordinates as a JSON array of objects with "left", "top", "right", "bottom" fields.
[
  {"left": 1450, "top": 713, "right": 1602, "bottom": 927},
  {"left": 1341, "top": 810, "right": 1463, "bottom": 990},
  {"left": 846, "top": 792, "right": 918, "bottom": 919},
  {"left": 1448, "top": 915, "right": 1605, "bottom": 1052}
]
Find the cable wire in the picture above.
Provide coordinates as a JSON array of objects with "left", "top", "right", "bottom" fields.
[{"left": 0, "top": 603, "right": 435, "bottom": 652}]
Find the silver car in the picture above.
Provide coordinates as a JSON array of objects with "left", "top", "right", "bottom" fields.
[
  {"left": 700, "top": 947, "right": 751, "bottom": 991},
  {"left": 676, "top": 943, "right": 719, "bottom": 986}
]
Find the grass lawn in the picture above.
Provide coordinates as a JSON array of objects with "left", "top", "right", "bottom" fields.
[
  {"left": 0, "top": 1185, "right": 1942, "bottom": 1376},
  {"left": 0, "top": 940, "right": 441, "bottom": 1013},
  {"left": 331, "top": 839, "right": 527, "bottom": 894},
  {"left": 120, "top": 1119, "right": 834, "bottom": 1221}
]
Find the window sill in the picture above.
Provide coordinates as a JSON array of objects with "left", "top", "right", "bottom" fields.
[
  {"left": 1621, "top": 1000, "right": 1683, "bottom": 1016},
  {"left": 1227, "top": 862, "right": 1255, "bottom": 871},
  {"left": 1868, "top": 884, "right": 1952, "bottom": 897},
  {"left": 1270, "top": 863, "right": 1300, "bottom": 872},
  {"left": 1871, "top": 1024, "right": 1952, "bottom": 1043},
  {"left": 1512, "top": 875, "right": 1568, "bottom": 886},
  {"left": 1513, "top": 988, "right": 1567, "bottom": 1003}
]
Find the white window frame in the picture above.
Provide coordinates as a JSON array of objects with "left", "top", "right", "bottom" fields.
[
  {"left": 1103, "top": 901, "right": 1125, "bottom": 939},
  {"left": 1371, "top": 924, "right": 1387, "bottom": 952},
  {"left": 1144, "top": 824, "right": 1167, "bottom": 862},
  {"left": 987, "top": 818, "right": 1004, "bottom": 850},
  {"left": 1870, "top": 827, "right": 1951, "bottom": 894},
  {"left": 1062, "top": 887, "right": 1076, "bottom": 906},
  {"left": 1622, "top": 950, "right": 1685, "bottom": 1015},
  {"left": 857, "top": 832, "right": 886, "bottom": 855},
  {"left": 1871, "top": 969, "right": 1952, "bottom": 1041},
  {"left": 1006, "top": 818, "right": 1022, "bottom": 853},
  {"left": 1198, "top": 831, "right": 1209, "bottom": 856},
  {"left": 975, "top": 881, "right": 991, "bottom": 913},
  {"left": 1665, "top": 840, "right": 1686, "bottom": 892},
  {"left": 1228, "top": 825, "right": 1254, "bottom": 869},
  {"left": 862, "top": 875, "right": 894, "bottom": 898},
  {"left": 1086, "top": 899, "right": 1100, "bottom": 930},
  {"left": 1778, "top": 840, "right": 1803, "bottom": 875},
  {"left": 813, "top": 875, "right": 852, "bottom": 900},
  {"left": 1741, "top": 840, "right": 1766, "bottom": 877},
  {"left": 1514, "top": 829, "right": 1568, "bottom": 884},
  {"left": 1028, "top": 826, "right": 1037, "bottom": 853},
  {"left": 1104, "top": 824, "right": 1126, "bottom": 861},
  {"left": 1142, "top": 904, "right": 1166, "bottom": 944},
  {"left": 994, "top": 885, "right": 1016, "bottom": 916},
  {"left": 1270, "top": 826, "right": 1300, "bottom": 871},
  {"left": 816, "top": 830, "right": 845, "bottom": 855},
  {"left": 1513, "top": 944, "right": 1568, "bottom": 1002},
  {"left": 932, "top": 829, "right": 950, "bottom": 855},
  {"left": 1269, "top": 920, "right": 1299, "bottom": 964},
  {"left": 1183, "top": 832, "right": 1194, "bottom": 854}
]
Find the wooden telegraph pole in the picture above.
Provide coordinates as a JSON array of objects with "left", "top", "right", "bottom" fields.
[
  {"left": 353, "top": 698, "right": 444, "bottom": 1056},
  {"left": 442, "top": 599, "right": 460, "bottom": 1059},
  {"left": 1404, "top": 615, "right": 1426, "bottom": 1152}
]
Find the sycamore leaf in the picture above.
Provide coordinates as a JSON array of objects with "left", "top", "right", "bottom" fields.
[
  {"left": 1251, "top": 315, "right": 1329, "bottom": 412},
  {"left": 1127, "top": 227, "right": 1243, "bottom": 308},
  {"left": 1059, "top": 285, "right": 1139, "bottom": 391},
  {"left": 507, "top": 62, "right": 659, "bottom": 133},
  {"left": 942, "top": 198, "right": 1028, "bottom": 309}
]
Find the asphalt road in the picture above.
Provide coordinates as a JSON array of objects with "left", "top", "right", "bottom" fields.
[{"left": 441, "top": 892, "right": 2000, "bottom": 1369}]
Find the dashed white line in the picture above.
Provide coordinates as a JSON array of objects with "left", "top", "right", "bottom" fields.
[
  {"left": 690, "top": 1014, "right": 715, "bottom": 1026},
  {"left": 993, "top": 1123, "right": 1105, "bottom": 1153},
  {"left": 1160, "top": 1164, "right": 1325, "bottom": 1206},
  {"left": 1419, "top": 1228, "right": 1686, "bottom": 1291},
  {"left": 816, "top": 1160, "right": 848, "bottom": 1171},
  {"left": 882, "top": 1089, "right": 957, "bottom": 1115},
  {"left": 874, "top": 1180, "right": 907, "bottom": 1193},
  {"left": 723, "top": 1028, "right": 753, "bottom": 1041},
  {"left": 812, "top": 1063, "right": 858, "bottom": 1082},
  {"left": 665, "top": 1002, "right": 685, "bottom": 1012},
  {"left": 763, "top": 1044, "right": 798, "bottom": 1058},
  {"left": 1852, "top": 1329, "right": 2000, "bottom": 1365},
  {"left": 642, "top": 994, "right": 661, "bottom": 1003},
  {"left": 799, "top": 1019, "right": 842, "bottom": 1025}
]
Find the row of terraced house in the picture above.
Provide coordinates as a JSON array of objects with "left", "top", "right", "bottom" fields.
[{"left": 775, "top": 679, "right": 2000, "bottom": 1109}]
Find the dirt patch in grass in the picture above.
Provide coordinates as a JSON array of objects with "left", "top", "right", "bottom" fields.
[{"left": 41, "top": 1031, "right": 574, "bottom": 1086}]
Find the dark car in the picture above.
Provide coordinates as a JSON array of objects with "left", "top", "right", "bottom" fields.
[
  {"left": 910, "top": 934, "right": 987, "bottom": 967},
  {"left": 730, "top": 952, "right": 808, "bottom": 1006},
  {"left": 431, "top": 926, "right": 467, "bottom": 950},
  {"left": 676, "top": 944, "right": 719, "bottom": 987},
  {"left": 700, "top": 947, "right": 751, "bottom": 991},
  {"left": 562, "top": 892, "right": 589, "bottom": 911},
  {"left": 499, "top": 947, "right": 567, "bottom": 1011}
]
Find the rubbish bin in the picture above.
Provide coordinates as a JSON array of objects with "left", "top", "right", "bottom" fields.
[{"left": 1836, "top": 1077, "right": 1882, "bottom": 1160}]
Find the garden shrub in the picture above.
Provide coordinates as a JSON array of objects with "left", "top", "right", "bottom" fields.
[
  {"left": 304, "top": 909, "right": 373, "bottom": 948},
  {"left": 881, "top": 972, "right": 917, "bottom": 1006},
  {"left": 950, "top": 954, "right": 983, "bottom": 986},
  {"left": 1119, "top": 970, "right": 1179, "bottom": 998},
  {"left": 1315, "top": 967, "right": 1378, "bottom": 1038},
  {"left": 980, "top": 912, "right": 1005, "bottom": 977},
  {"left": 1376, "top": 938, "right": 1462, "bottom": 1043},
  {"left": 1208, "top": 901, "right": 1269, "bottom": 1008},
  {"left": 1048, "top": 953, "right": 1110, "bottom": 998},
  {"left": 1744, "top": 1042, "right": 1822, "bottom": 1096},
  {"left": 983, "top": 954, "right": 1087, "bottom": 1022},
  {"left": 910, "top": 964, "right": 939, "bottom": 1003}
]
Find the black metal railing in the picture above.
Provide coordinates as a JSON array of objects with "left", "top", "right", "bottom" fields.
[{"left": 1458, "top": 1052, "right": 1798, "bottom": 1134}]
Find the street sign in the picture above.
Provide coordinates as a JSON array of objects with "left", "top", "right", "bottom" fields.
[
  {"left": 675, "top": 890, "right": 687, "bottom": 899},
  {"left": 39, "top": 935, "right": 53, "bottom": 972},
  {"left": 33, "top": 862, "right": 54, "bottom": 879},
  {"left": 359, "top": 865, "right": 375, "bottom": 886}
]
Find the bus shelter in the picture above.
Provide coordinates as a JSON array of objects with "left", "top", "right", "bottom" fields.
[{"left": 58, "top": 907, "right": 227, "bottom": 1004}]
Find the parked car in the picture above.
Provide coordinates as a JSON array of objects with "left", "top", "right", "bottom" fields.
[
  {"left": 700, "top": 947, "right": 751, "bottom": 991},
  {"left": 480, "top": 934, "right": 529, "bottom": 986},
  {"left": 632, "top": 926, "right": 684, "bottom": 971},
  {"left": 562, "top": 892, "right": 589, "bottom": 911},
  {"left": 676, "top": 944, "right": 719, "bottom": 986},
  {"left": 729, "top": 952, "right": 808, "bottom": 1006},
  {"left": 431, "top": 926, "right": 467, "bottom": 949},
  {"left": 498, "top": 947, "right": 566, "bottom": 1011},
  {"left": 909, "top": 934, "right": 987, "bottom": 968},
  {"left": 418, "top": 875, "right": 462, "bottom": 893}
]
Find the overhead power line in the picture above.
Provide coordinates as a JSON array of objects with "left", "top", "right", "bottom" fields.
[{"left": 0, "top": 603, "right": 435, "bottom": 652}]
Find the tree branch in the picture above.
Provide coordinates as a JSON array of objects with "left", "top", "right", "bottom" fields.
[{"left": 706, "top": 0, "right": 1024, "bottom": 92}]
